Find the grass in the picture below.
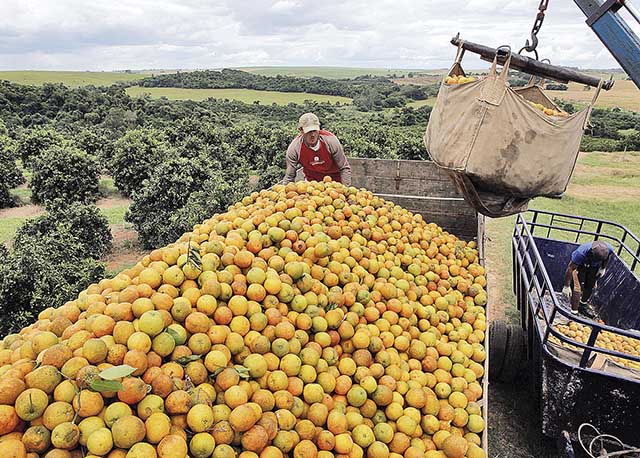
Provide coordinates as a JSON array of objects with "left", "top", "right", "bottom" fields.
[
  {"left": 126, "top": 86, "right": 352, "bottom": 105},
  {"left": 98, "top": 177, "right": 119, "bottom": 198},
  {"left": 9, "top": 187, "right": 32, "bottom": 204},
  {"left": 618, "top": 128, "right": 639, "bottom": 137},
  {"left": 101, "top": 207, "right": 128, "bottom": 225},
  {"left": 487, "top": 151, "right": 640, "bottom": 322},
  {"left": 578, "top": 151, "right": 640, "bottom": 169},
  {"left": 236, "top": 66, "right": 431, "bottom": 79},
  {"left": 547, "top": 80, "right": 640, "bottom": 110},
  {"left": 407, "top": 97, "right": 437, "bottom": 108},
  {"left": 0, "top": 218, "right": 27, "bottom": 244},
  {"left": 0, "top": 71, "right": 146, "bottom": 87}
]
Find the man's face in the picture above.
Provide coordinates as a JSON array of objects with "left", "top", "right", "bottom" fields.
[{"left": 302, "top": 129, "right": 320, "bottom": 147}]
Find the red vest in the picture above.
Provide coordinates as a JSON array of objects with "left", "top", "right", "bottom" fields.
[{"left": 299, "top": 131, "right": 342, "bottom": 182}]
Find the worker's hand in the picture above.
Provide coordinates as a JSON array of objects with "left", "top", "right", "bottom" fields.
[
  {"left": 597, "top": 267, "right": 606, "bottom": 278},
  {"left": 562, "top": 286, "right": 571, "bottom": 298}
]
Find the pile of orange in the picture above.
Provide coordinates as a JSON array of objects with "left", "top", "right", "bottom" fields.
[
  {"left": 552, "top": 321, "right": 640, "bottom": 370},
  {"left": 0, "top": 178, "right": 487, "bottom": 458}
]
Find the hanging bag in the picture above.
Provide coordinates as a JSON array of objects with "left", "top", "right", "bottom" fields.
[{"left": 424, "top": 43, "right": 602, "bottom": 217}]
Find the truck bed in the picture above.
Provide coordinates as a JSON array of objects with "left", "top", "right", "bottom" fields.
[{"left": 512, "top": 210, "right": 640, "bottom": 446}]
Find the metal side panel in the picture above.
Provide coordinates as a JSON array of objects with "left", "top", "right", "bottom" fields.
[{"left": 541, "top": 350, "right": 640, "bottom": 444}]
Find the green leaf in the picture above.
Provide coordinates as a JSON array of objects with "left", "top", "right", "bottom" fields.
[
  {"left": 208, "top": 367, "right": 225, "bottom": 381},
  {"left": 234, "top": 365, "right": 251, "bottom": 379},
  {"left": 99, "top": 365, "right": 137, "bottom": 380},
  {"left": 187, "top": 237, "right": 203, "bottom": 270},
  {"left": 166, "top": 327, "right": 181, "bottom": 343},
  {"left": 176, "top": 355, "right": 202, "bottom": 365},
  {"left": 90, "top": 379, "right": 124, "bottom": 393}
]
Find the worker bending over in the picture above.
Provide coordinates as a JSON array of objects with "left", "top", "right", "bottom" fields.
[
  {"left": 282, "top": 113, "right": 351, "bottom": 185},
  {"left": 562, "top": 240, "right": 613, "bottom": 317}
]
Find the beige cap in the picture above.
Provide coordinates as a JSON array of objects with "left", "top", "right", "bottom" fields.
[{"left": 298, "top": 112, "right": 320, "bottom": 133}]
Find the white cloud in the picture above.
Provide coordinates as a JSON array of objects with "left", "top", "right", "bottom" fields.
[{"left": 0, "top": 0, "right": 629, "bottom": 70}]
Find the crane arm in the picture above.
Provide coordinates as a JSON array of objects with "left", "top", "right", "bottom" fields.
[{"left": 574, "top": 0, "right": 640, "bottom": 89}]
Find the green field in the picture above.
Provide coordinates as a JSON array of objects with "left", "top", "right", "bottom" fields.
[
  {"left": 0, "top": 71, "right": 147, "bottom": 87},
  {"left": 126, "top": 86, "right": 352, "bottom": 105},
  {"left": 236, "top": 66, "right": 431, "bottom": 79},
  {"left": 407, "top": 97, "right": 437, "bottom": 108}
]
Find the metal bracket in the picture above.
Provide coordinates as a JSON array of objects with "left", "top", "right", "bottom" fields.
[{"left": 586, "top": 0, "right": 625, "bottom": 26}]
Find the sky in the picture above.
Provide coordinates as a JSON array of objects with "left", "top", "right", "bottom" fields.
[{"left": 1, "top": 0, "right": 636, "bottom": 71}]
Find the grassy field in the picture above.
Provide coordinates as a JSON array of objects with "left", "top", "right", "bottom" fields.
[
  {"left": 548, "top": 80, "right": 640, "bottom": 110},
  {"left": 407, "top": 97, "right": 437, "bottom": 108},
  {"left": 0, "top": 71, "right": 147, "bottom": 87},
  {"left": 126, "top": 86, "right": 352, "bottom": 105},
  {"left": 236, "top": 66, "right": 431, "bottom": 79},
  {"left": 486, "top": 151, "right": 640, "bottom": 323}
]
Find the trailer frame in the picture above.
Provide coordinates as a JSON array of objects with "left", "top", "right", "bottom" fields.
[{"left": 512, "top": 209, "right": 640, "bottom": 448}]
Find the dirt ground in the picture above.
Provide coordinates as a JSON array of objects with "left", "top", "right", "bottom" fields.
[
  {"left": 489, "top": 376, "right": 559, "bottom": 458},
  {"left": 102, "top": 225, "right": 147, "bottom": 272}
]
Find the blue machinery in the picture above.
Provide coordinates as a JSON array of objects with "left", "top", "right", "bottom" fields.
[{"left": 576, "top": 0, "right": 640, "bottom": 88}]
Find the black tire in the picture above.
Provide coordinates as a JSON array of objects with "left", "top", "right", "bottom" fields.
[
  {"left": 498, "top": 323, "right": 526, "bottom": 383},
  {"left": 489, "top": 320, "right": 509, "bottom": 381}
]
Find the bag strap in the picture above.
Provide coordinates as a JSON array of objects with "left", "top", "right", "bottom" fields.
[
  {"left": 481, "top": 47, "right": 512, "bottom": 105},
  {"left": 525, "top": 59, "right": 551, "bottom": 87},
  {"left": 525, "top": 73, "right": 546, "bottom": 87},
  {"left": 454, "top": 40, "right": 466, "bottom": 64},
  {"left": 446, "top": 40, "right": 467, "bottom": 79},
  {"left": 583, "top": 79, "right": 604, "bottom": 129},
  {"left": 489, "top": 46, "right": 512, "bottom": 80}
]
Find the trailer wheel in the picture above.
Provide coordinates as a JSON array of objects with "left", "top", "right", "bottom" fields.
[
  {"left": 498, "top": 323, "right": 525, "bottom": 383},
  {"left": 489, "top": 320, "right": 508, "bottom": 381}
]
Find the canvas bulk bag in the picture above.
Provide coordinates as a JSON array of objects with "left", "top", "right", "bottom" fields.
[{"left": 424, "top": 45, "right": 602, "bottom": 217}]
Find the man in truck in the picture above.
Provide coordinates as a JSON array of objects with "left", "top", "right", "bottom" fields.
[
  {"left": 562, "top": 240, "right": 614, "bottom": 317},
  {"left": 281, "top": 112, "right": 352, "bottom": 185}
]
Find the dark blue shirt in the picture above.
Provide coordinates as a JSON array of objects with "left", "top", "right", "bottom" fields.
[{"left": 571, "top": 241, "right": 614, "bottom": 268}]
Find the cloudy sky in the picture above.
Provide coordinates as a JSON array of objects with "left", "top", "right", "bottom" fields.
[{"left": 2, "top": 0, "right": 636, "bottom": 71}]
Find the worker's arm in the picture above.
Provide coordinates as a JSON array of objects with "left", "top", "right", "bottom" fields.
[
  {"left": 326, "top": 135, "right": 352, "bottom": 185},
  {"left": 564, "top": 263, "right": 576, "bottom": 287},
  {"left": 282, "top": 139, "right": 301, "bottom": 185}
]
